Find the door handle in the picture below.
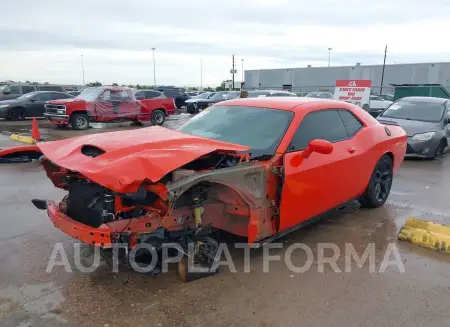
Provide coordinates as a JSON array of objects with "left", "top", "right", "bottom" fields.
[{"left": 347, "top": 146, "right": 356, "bottom": 154}]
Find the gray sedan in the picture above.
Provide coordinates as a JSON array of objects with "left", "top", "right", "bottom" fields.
[{"left": 377, "top": 97, "right": 450, "bottom": 159}]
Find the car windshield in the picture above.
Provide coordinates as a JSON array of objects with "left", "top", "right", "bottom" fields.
[
  {"left": 76, "top": 87, "right": 103, "bottom": 101},
  {"left": 17, "top": 92, "right": 38, "bottom": 100},
  {"left": 0, "top": 85, "right": 8, "bottom": 92},
  {"left": 177, "top": 105, "right": 294, "bottom": 159},
  {"left": 247, "top": 91, "right": 269, "bottom": 98},
  {"left": 210, "top": 92, "right": 230, "bottom": 101},
  {"left": 193, "top": 92, "right": 211, "bottom": 99},
  {"left": 380, "top": 99, "right": 446, "bottom": 122}
]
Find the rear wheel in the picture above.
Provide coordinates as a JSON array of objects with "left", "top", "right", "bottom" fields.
[
  {"left": 151, "top": 110, "right": 165, "bottom": 125},
  {"left": 8, "top": 108, "right": 26, "bottom": 121},
  {"left": 71, "top": 113, "right": 89, "bottom": 130},
  {"left": 360, "top": 155, "right": 393, "bottom": 208}
]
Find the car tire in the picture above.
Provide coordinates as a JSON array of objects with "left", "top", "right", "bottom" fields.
[
  {"left": 71, "top": 113, "right": 89, "bottom": 130},
  {"left": 151, "top": 110, "right": 165, "bottom": 126},
  {"left": 8, "top": 107, "right": 26, "bottom": 121},
  {"left": 433, "top": 139, "right": 446, "bottom": 159},
  {"left": 360, "top": 155, "right": 393, "bottom": 208}
]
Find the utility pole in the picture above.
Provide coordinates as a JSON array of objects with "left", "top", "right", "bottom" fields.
[
  {"left": 231, "top": 54, "right": 235, "bottom": 91},
  {"left": 380, "top": 45, "right": 387, "bottom": 95},
  {"left": 200, "top": 59, "right": 203, "bottom": 91},
  {"left": 81, "top": 55, "right": 85, "bottom": 86},
  {"left": 241, "top": 59, "right": 244, "bottom": 82},
  {"left": 328, "top": 48, "right": 332, "bottom": 67},
  {"left": 152, "top": 47, "right": 156, "bottom": 87}
]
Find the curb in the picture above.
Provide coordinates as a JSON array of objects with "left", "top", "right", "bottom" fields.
[
  {"left": 398, "top": 218, "right": 450, "bottom": 253},
  {"left": 10, "top": 134, "right": 36, "bottom": 145}
]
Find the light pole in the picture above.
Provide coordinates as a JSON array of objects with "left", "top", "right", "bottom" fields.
[
  {"left": 241, "top": 59, "right": 244, "bottom": 82},
  {"left": 151, "top": 48, "right": 156, "bottom": 87},
  {"left": 328, "top": 48, "right": 332, "bottom": 67},
  {"left": 200, "top": 59, "right": 203, "bottom": 91},
  {"left": 81, "top": 55, "right": 85, "bottom": 86}
]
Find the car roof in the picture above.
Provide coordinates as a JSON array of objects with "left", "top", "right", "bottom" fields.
[
  {"left": 218, "top": 97, "right": 341, "bottom": 111},
  {"left": 134, "top": 89, "right": 163, "bottom": 93},
  {"left": 399, "top": 96, "right": 449, "bottom": 103}
]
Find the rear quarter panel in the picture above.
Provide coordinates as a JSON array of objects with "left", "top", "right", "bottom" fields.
[{"left": 139, "top": 98, "right": 176, "bottom": 116}]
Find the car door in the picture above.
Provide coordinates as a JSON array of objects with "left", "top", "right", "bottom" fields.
[
  {"left": 444, "top": 102, "right": 450, "bottom": 144},
  {"left": 26, "top": 93, "right": 52, "bottom": 117},
  {"left": 116, "top": 89, "right": 139, "bottom": 117},
  {"left": 279, "top": 109, "right": 364, "bottom": 231},
  {"left": 95, "top": 90, "right": 115, "bottom": 121}
]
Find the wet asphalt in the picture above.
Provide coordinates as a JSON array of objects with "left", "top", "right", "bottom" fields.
[{"left": 1, "top": 115, "right": 450, "bottom": 327}]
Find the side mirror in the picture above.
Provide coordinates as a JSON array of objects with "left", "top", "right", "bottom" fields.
[
  {"left": 30, "top": 98, "right": 37, "bottom": 103},
  {"left": 290, "top": 139, "right": 334, "bottom": 167}
]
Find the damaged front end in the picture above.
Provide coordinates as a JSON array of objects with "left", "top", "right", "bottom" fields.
[{"left": 32, "top": 132, "right": 283, "bottom": 279}]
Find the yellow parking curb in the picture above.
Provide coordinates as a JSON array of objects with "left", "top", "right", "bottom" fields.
[
  {"left": 398, "top": 218, "right": 450, "bottom": 253},
  {"left": 9, "top": 134, "right": 36, "bottom": 145}
]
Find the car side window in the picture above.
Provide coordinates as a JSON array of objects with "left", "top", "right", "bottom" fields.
[
  {"left": 338, "top": 110, "right": 363, "bottom": 137},
  {"left": 35, "top": 93, "right": 52, "bottom": 102},
  {"left": 145, "top": 91, "right": 161, "bottom": 98},
  {"left": 22, "top": 86, "right": 36, "bottom": 94},
  {"left": 9, "top": 86, "right": 21, "bottom": 94},
  {"left": 50, "top": 93, "right": 67, "bottom": 100},
  {"left": 135, "top": 91, "right": 145, "bottom": 100},
  {"left": 289, "top": 110, "right": 348, "bottom": 151}
]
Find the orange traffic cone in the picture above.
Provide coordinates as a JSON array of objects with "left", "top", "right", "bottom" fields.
[{"left": 31, "top": 117, "right": 41, "bottom": 141}]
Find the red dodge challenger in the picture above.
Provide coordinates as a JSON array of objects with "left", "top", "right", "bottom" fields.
[{"left": 31, "top": 97, "right": 407, "bottom": 280}]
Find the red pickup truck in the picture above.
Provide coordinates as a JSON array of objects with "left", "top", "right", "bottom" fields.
[{"left": 44, "top": 86, "right": 176, "bottom": 130}]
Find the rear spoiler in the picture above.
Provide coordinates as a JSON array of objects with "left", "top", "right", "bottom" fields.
[{"left": 377, "top": 119, "right": 400, "bottom": 127}]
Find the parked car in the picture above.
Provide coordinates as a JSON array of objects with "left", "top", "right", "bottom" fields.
[
  {"left": 134, "top": 89, "right": 177, "bottom": 124},
  {"left": 378, "top": 94, "right": 394, "bottom": 101},
  {"left": 368, "top": 95, "right": 393, "bottom": 117},
  {"left": 305, "top": 91, "right": 334, "bottom": 99},
  {"left": 0, "top": 91, "right": 74, "bottom": 120},
  {"left": 186, "top": 91, "right": 239, "bottom": 114},
  {"left": 32, "top": 97, "right": 406, "bottom": 282},
  {"left": 44, "top": 86, "right": 175, "bottom": 130},
  {"left": 0, "top": 84, "right": 69, "bottom": 100},
  {"left": 67, "top": 91, "right": 81, "bottom": 97},
  {"left": 377, "top": 97, "right": 450, "bottom": 158},
  {"left": 247, "top": 90, "right": 297, "bottom": 97},
  {"left": 155, "top": 87, "right": 188, "bottom": 108},
  {"left": 186, "top": 91, "right": 205, "bottom": 97}
]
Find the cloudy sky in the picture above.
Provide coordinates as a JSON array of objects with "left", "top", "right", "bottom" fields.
[{"left": 1, "top": 0, "right": 450, "bottom": 86}]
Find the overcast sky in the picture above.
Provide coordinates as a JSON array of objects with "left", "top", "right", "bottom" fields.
[{"left": 1, "top": 0, "right": 449, "bottom": 86}]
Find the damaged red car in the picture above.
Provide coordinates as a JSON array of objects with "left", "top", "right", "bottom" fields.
[{"left": 32, "top": 97, "right": 407, "bottom": 281}]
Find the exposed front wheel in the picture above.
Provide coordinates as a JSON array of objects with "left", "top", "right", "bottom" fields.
[
  {"left": 71, "top": 113, "right": 89, "bottom": 130},
  {"left": 8, "top": 108, "right": 26, "bottom": 121},
  {"left": 360, "top": 155, "right": 393, "bottom": 208},
  {"left": 151, "top": 110, "right": 165, "bottom": 126}
]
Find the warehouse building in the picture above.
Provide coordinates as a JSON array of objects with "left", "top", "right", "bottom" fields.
[{"left": 244, "top": 62, "right": 450, "bottom": 94}]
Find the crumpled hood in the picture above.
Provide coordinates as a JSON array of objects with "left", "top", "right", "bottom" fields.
[
  {"left": 47, "top": 98, "right": 86, "bottom": 105},
  {"left": 38, "top": 126, "right": 249, "bottom": 193}
]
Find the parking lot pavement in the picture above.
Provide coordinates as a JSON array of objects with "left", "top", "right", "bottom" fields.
[{"left": 1, "top": 117, "right": 450, "bottom": 327}]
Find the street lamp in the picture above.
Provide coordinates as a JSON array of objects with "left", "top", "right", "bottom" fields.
[
  {"left": 151, "top": 48, "right": 156, "bottom": 87},
  {"left": 81, "top": 55, "right": 85, "bottom": 86},
  {"left": 328, "top": 48, "right": 332, "bottom": 67},
  {"left": 200, "top": 59, "right": 203, "bottom": 91},
  {"left": 241, "top": 59, "right": 244, "bottom": 82}
]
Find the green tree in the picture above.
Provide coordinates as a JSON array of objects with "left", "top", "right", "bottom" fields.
[{"left": 86, "top": 81, "right": 102, "bottom": 87}]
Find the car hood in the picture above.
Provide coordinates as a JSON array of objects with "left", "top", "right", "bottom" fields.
[
  {"left": 38, "top": 126, "right": 250, "bottom": 193},
  {"left": 47, "top": 98, "right": 86, "bottom": 105},
  {"left": 377, "top": 117, "right": 441, "bottom": 137},
  {"left": 186, "top": 98, "right": 215, "bottom": 104}
]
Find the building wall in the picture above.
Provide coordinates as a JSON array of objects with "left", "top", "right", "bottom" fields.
[{"left": 244, "top": 62, "right": 450, "bottom": 92}]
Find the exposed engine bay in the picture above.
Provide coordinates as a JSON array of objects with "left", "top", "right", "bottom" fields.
[{"left": 38, "top": 150, "right": 276, "bottom": 246}]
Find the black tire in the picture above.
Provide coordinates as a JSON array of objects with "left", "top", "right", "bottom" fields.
[
  {"left": 8, "top": 107, "right": 26, "bottom": 121},
  {"left": 71, "top": 113, "right": 89, "bottom": 130},
  {"left": 151, "top": 110, "right": 165, "bottom": 126},
  {"left": 360, "top": 155, "right": 393, "bottom": 208},
  {"left": 433, "top": 139, "right": 446, "bottom": 159}
]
